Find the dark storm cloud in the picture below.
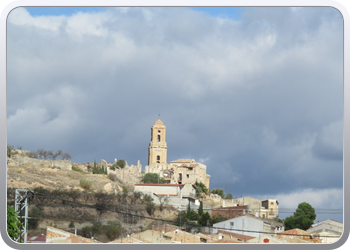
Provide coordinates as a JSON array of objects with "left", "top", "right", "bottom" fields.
[{"left": 7, "top": 7, "right": 343, "bottom": 209}]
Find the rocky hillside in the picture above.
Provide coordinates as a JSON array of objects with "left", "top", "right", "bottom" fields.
[
  {"left": 7, "top": 154, "right": 178, "bottom": 242},
  {"left": 7, "top": 155, "right": 126, "bottom": 193}
]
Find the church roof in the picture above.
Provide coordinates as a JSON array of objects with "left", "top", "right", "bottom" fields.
[{"left": 153, "top": 119, "right": 165, "bottom": 126}]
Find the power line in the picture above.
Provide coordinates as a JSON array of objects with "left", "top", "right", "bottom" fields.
[{"left": 28, "top": 192, "right": 341, "bottom": 238}]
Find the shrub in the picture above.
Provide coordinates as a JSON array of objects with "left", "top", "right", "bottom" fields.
[
  {"left": 141, "top": 173, "right": 165, "bottom": 184},
  {"left": 81, "top": 226, "right": 92, "bottom": 238},
  {"left": 69, "top": 221, "right": 75, "bottom": 228},
  {"left": 146, "top": 202, "right": 155, "bottom": 216},
  {"left": 7, "top": 205, "right": 23, "bottom": 242},
  {"left": 80, "top": 179, "right": 92, "bottom": 190},
  {"left": 28, "top": 206, "right": 42, "bottom": 229},
  {"left": 116, "top": 159, "right": 126, "bottom": 169},
  {"left": 108, "top": 173, "right": 117, "bottom": 182},
  {"left": 105, "top": 221, "right": 121, "bottom": 241},
  {"left": 72, "top": 166, "right": 85, "bottom": 173}
]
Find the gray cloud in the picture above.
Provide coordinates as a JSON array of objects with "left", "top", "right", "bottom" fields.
[{"left": 7, "top": 7, "right": 343, "bottom": 212}]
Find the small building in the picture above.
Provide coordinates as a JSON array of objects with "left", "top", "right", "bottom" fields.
[
  {"left": 211, "top": 205, "right": 249, "bottom": 219},
  {"left": 307, "top": 219, "right": 343, "bottom": 243},
  {"left": 231, "top": 196, "right": 279, "bottom": 219},
  {"left": 307, "top": 219, "right": 343, "bottom": 235},
  {"left": 212, "top": 214, "right": 284, "bottom": 239},
  {"left": 134, "top": 183, "right": 198, "bottom": 208},
  {"left": 212, "top": 214, "right": 264, "bottom": 238}
]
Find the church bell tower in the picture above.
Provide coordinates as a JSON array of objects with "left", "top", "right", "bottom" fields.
[{"left": 148, "top": 119, "right": 167, "bottom": 165}]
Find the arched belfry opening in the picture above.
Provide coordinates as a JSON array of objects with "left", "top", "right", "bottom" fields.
[{"left": 148, "top": 119, "right": 167, "bottom": 165}]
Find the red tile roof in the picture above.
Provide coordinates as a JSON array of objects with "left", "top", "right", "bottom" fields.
[
  {"left": 27, "top": 235, "right": 46, "bottom": 242},
  {"left": 153, "top": 119, "right": 164, "bottom": 126}
]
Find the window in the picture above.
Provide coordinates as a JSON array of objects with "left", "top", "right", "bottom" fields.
[
  {"left": 271, "top": 202, "right": 274, "bottom": 205},
  {"left": 157, "top": 155, "right": 160, "bottom": 161},
  {"left": 187, "top": 174, "right": 189, "bottom": 178},
  {"left": 157, "top": 135, "right": 161, "bottom": 142},
  {"left": 230, "top": 222, "right": 234, "bottom": 227},
  {"left": 158, "top": 130, "right": 161, "bottom": 133}
]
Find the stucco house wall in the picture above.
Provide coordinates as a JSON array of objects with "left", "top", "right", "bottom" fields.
[{"left": 212, "top": 215, "right": 264, "bottom": 238}]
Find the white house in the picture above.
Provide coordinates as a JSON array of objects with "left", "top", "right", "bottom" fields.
[
  {"left": 212, "top": 214, "right": 284, "bottom": 239},
  {"left": 134, "top": 183, "right": 198, "bottom": 208}
]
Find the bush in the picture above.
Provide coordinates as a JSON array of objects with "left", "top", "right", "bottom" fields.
[
  {"left": 28, "top": 206, "right": 42, "bottom": 229},
  {"left": 33, "top": 186, "right": 50, "bottom": 203},
  {"left": 7, "top": 205, "right": 23, "bottom": 242},
  {"left": 105, "top": 221, "right": 121, "bottom": 241},
  {"left": 141, "top": 173, "right": 165, "bottom": 184},
  {"left": 116, "top": 159, "right": 126, "bottom": 169},
  {"left": 108, "top": 173, "right": 117, "bottom": 182},
  {"left": 81, "top": 226, "right": 92, "bottom": 238},
  {"left": 92, "top": 161, "right": 107, "bottom": 175},
  {"left": 80, "top": 178, "right": 92, "bottom": 190},
  {"left": 69, "top": 221, "right": 75, "bottom": 228},
  {"left": 7, "top": 145, "right": 14, "bottom": 158},
  {"left": 210, "top": 188, "right": 225, "bottom": 199},
  {"left": 72, "top": 166, "right": 85, "bottom": 173},
  {"left": 146, "top": 202, "right": 155, "bottom": 216}
]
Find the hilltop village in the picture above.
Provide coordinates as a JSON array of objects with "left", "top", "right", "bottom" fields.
[{"left": 6, "top": 120, "right": 343, "bottom": 244}]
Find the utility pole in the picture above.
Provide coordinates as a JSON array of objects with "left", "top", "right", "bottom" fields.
[
  {"left": 127, "top": 197, "right": 129, "bottom": 236},
  {"left": 15, "top": 189, "right": 29, "bottom": 243},
  {"left": 121, "top": 214, "right": 123, "bottom": 243}
]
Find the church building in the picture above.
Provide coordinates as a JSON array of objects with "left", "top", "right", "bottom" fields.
[{"left": 145, "top": 119, "right": 211, "bottom": 189}]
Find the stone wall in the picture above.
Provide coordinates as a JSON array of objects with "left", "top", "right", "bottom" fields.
[
  {"left": 107, "top": 159, "right": 143, "bottom": 186},
  {"left": 10, "top": 155, "right": 72, "bottom": 170},
  {"left": 211, "top": 205, "right": 248, "bottom": 219}
]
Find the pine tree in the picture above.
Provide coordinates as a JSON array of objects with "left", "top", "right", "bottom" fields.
[
  {"left": 93, "top": 160, "right": 97, "bottom": 174},
  {"left": 198, "top": 201, "right": 203, "bottom": 216}
]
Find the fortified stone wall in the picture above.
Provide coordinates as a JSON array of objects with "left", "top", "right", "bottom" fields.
[
  {"left": 106, "top": 159, "right": 143, "bottom": 186},
  {"left": 10, "top": 155, "right": 72, "bottom": 170}
]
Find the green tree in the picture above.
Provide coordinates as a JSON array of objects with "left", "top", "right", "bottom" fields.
[
  {"left": 225, "top": 193, "right": 233, "bottom": 199},
  {"left": 187, "top": 209, "right": 199, "bottom": 221},
  {"left": 198, "top": 201, "right": 203, "bottom": 216},
  {"left": 210, "top": 188, "right": 225, "bottom": 199},
  {"left": 7, "top": 205, "right": 23, "bottom": 242},
  {"left": 7, "top": 145, "right": 14, "bottom": 158},
  {"left": 284, "top": 202, "right": 316, "bottom": 230},
  {"left": 158, "top": 195, "right": 170, "bottom": 212},
  {"left": 105, "top": 221, "right": 121, "bottom": 241},
  {"left": 93, "top": 160, "right": 97, "bottom": 174},
  {"left": 33, "top": 186, "right": 50, "bottom": 203},
  {"left": 174, "top": 211, "right": 189, "bottom": 226},
  {"left": 28, "top": 206, "right": 42, "bottom": 229},
  {"left": 92, "top": 160, "right": 107, "bottom": 175},
  {"left": 210, "top": 214, "right": 228, "bottom": 224},
  {"left": 198, "top": 212, "right": 211, "bottom": 226},
  {"left": 116, "top": 159, "right": 126, "bottom": 169},
  {"left": 194, "top": 182, "right": 208, "bottom": 198},
  {"left": 141, "top": 173, "right": 165, "bottom": 184}
]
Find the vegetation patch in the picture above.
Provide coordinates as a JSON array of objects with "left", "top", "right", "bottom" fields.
[
  {"left": 80, "top": 178, "right": 93, "bottom": 190},
  {"left": 72, "top": 166, "right": 85, "bottom": 174}
]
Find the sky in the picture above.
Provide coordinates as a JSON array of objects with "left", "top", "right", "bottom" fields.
[{"left": 6, "top": 6, "right": 344, "bottom": 222}]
